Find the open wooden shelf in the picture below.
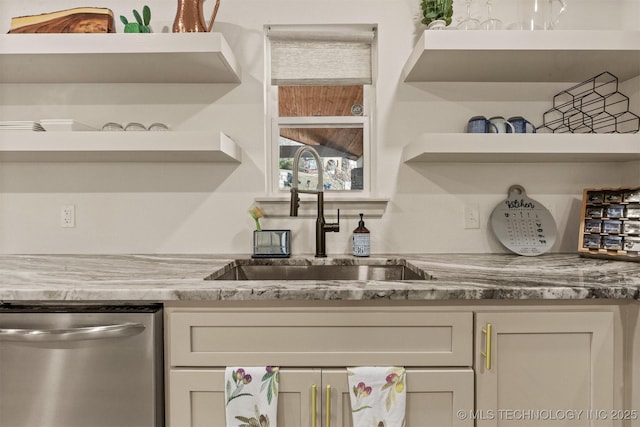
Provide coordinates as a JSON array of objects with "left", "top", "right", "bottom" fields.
[
  {"left": 0, "top": 33, "right": 241, "bottom": 84},
  {"left": 402, "top": 133, "right": 640, "bottom": 163},
  {"left": 0, "top": 131, "right": 241, "bottom": 162},
  {"left": 403, "top": 30, "right": 640, "bottom": 83}
]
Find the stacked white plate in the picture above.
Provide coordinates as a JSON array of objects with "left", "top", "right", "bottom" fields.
[
  {"left": 39, "top": 119, "right": 96, "bottom": 132},
  {"left": 0, "top": 121, "right": 46, "bottom": 132}
]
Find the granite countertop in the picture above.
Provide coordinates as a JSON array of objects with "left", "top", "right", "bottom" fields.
[{"left": 0, "top": 253, "right": 639, "bottom": 302}]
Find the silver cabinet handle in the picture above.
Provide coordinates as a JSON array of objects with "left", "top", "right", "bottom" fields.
[{"left": 0, "top": 322, "right": 145, "bottom": 342}]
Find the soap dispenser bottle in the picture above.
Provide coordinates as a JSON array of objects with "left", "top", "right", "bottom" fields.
[{"left": 352, "top": 213, "right": 370, "bottom": 257}]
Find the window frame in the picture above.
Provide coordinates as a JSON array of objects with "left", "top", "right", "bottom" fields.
[
  {"left": 264, "top": 25, "right": 376, "bottom": 197},
  {"left": 270, "top": 114, "right": 371, "bottom": 194}
]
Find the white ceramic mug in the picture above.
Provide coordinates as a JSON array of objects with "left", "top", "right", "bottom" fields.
[{"left": 489, "top": 116, "right": 516, "bottom": 133}]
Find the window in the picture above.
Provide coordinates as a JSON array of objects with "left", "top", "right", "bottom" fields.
[{"left": 266, "top": 25, "right": 376, "bottom": 194}]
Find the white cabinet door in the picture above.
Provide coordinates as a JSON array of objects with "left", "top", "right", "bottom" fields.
[
  {"left": 169, "top": 368, "right": 474, "bottom": 427},
  {"left": 630, "top": 302, "right": 640, "bottom": 427},
  {"left": 169, "top": 368, "right": 321, "bottom": 427},
  {"left": 322, "top": 368, "right": 474, "bottom": 427},
  {"left": 475, "top": 311, "right": 615, "bottom": 427}
]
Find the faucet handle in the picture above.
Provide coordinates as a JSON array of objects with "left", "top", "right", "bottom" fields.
[
  {"left": 328, "top": 209, "right": 340, "bottom": 233},
  {"left": 289, "top": 188, "right": 300, "bottom": 216}
]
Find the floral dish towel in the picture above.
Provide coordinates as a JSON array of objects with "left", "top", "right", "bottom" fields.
[
  {"left": 347, "top": 366, "right": 406, "bottom": 427},
  {"left": 225, "top": 366, "right": 279, "bottom": 427}
]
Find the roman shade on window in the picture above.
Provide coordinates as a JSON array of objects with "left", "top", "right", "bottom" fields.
[{"left": 267, "top": 26, "right": 375, "bottom": 86}]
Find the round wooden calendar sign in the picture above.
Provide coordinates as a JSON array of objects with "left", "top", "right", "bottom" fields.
[{"left": 490, "top": 185, "right": 557, "bottom": 256}]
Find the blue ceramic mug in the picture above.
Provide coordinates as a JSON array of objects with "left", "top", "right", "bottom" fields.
[
  {"left": 507, "top": 116, "right": 537, "bottom": 133},
  {"left": 467, "top": 116, "right": 498, "bottom": 133}
]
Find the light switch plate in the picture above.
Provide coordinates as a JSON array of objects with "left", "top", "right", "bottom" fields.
[{"left": 464, "top": 203, "right": 480, "bottom": 229}]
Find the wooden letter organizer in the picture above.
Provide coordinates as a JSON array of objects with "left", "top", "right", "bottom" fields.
[{"left": 578, "top": 187, "right": 640, "bottom": 262}]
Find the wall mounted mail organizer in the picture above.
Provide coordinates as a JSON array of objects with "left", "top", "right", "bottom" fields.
[{"left": 579, "top": 187, "right": 640, "bottom": 262}]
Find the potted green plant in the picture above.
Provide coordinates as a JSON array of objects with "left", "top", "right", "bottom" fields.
[{"left": 420, "top": 0, "right": 453, "bottom": 29}]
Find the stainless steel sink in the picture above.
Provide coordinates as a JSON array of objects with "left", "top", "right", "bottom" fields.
[{"left": 207, "top": 259, "right": 432, "bottom": 281}]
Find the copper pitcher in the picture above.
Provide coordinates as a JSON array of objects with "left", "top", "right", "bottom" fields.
[{"left": 173, "top": 0, "right": 220, "bottom": 32}]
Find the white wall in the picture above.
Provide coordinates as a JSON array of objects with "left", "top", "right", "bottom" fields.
[{"left": 0, "top": 0, "right": 638, "bottom": 255}]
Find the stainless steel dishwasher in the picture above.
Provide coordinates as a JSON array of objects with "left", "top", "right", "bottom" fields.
[{"left": 0, "top": 303, "right": 164, "bottom": 427}]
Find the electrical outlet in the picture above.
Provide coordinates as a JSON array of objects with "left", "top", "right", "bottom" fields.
[
  {"left": 464, "top": 203, "right": 480, "bottom": 229},
  {"left": 61, "top": 205, "right": 75, "bottom": 228}
]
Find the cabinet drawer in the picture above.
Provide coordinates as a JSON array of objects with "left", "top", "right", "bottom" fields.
[{"left": 167, "top": 308, "right": 472, "bottom": 367}]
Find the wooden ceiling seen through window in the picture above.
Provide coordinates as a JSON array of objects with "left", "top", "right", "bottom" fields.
[{"left": 279, "top": 85, "right": 364, "bottom": 159}]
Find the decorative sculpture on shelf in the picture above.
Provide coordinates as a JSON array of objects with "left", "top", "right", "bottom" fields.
[
  {"left": 173, "top": 0, "right": 220, "bottom": 32},
  {"left": 8, "top": 7, "right": 115, "bottom": 33},
  {"left": 120, "top": 5, "right": 151, "bottom": 33}
]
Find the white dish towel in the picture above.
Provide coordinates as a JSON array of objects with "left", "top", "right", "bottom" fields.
[
  {"left": 225, "top": 366, "right": 279, "bottom": 427},
  {"left": 347, "top": 366, "right": 407, "bottom": 427}
]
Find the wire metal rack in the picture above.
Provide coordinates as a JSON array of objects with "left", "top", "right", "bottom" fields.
[{"left": 538, "top": 72, "right": 640, "bottom": 134}]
